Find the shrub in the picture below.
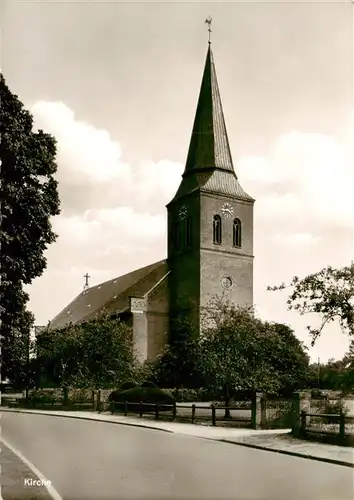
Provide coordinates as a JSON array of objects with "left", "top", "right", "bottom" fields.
[
  {"left": 164, "top": 387, "right": 219, "bottom": 402},
  {"left": 140, "top": 381, "right": 157, "bottom": 388},
  {"left": 27, "top": 390, "right": 58, "bottom": 405},
  {"left": 110, "top": 386, "right": 175, "bottom": 412},
  {"left": 119, "top": 381, "right": 138, "bottom": 391},
  {"left": 108, "top": 390, "right": 121, "bottom": 402},
  {"left": 174, "top": 388, "right": 199, "bottom": 402},
  {"left": 317, "top": 398, "right": 349, "bottom": 424},
  {"left": 311, "top": 389, "right": 328, "bottom": 400},
  {"left": 108, "top": 381, "right": 138, "bottom": 401},
  {"left": 70, "top": 389, "right": 93, "bottom": 402}
]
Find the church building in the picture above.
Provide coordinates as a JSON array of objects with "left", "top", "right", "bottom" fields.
[{"left": 49, "top": 41, "right": 255, "bottom": 362}]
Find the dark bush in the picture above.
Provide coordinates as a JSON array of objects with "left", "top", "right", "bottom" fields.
[
  {"left": 140, "top": 381, "right": 157, "bottom": 388},
  {"left": 110, "top": 386, "right": 175, "bottom": 412},
  {"left": 108, "top": 390, "right": 120, "bottom": 402},
  {"left": 119, "top": 381, "right": 138, "bottom": 391},
  {"left": 108, "top": 381, "right": 138, "bottom": 401}
]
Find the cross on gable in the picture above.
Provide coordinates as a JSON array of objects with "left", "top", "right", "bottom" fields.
[{"left": 83, "top": 273, "right": 90, "bottom": 288}]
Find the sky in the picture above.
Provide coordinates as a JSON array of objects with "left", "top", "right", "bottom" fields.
[{"left": 2, "top": 0, "right": 353, "bottom": 363}]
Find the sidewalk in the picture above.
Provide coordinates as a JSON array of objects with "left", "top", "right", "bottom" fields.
[{"left": 2, "top": 408, "right": 354, "bottom": 468}]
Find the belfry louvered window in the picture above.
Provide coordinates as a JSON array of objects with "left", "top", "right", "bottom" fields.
[
  {"left": 174, "top": 222, "right": 181, "bottom": 250},
  {"left": 233, "top": 218, "right": 241, "bottom": 248},
  {"left": 186, "top": 217, "right": 192, "bottom": 246},
  {"left": 213, "top": 215, "right": 222, "bottom": 245}
]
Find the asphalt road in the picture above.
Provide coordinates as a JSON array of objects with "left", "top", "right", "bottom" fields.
[{"left": 2, "top": 411, "right": 353, "bottom": 500}]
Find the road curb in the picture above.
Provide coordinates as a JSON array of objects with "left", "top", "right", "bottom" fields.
[
  {"left": 0, "top": 408, "right": 174, "bottom": 434},
  {"left": 219, "top": 439, "right": 354, "bottom": 469},
  {"left": 2, "top": 408, "right": 353, "bottom": 468}
]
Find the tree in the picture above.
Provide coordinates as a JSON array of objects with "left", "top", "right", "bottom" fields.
[
  {"left": 341, "top": 339, "right": 354, "bottom": 391},
  {"left": 269, "top": 322, "right": 310, "bottom": 393},
  {"left": 152, "top": 316, "right": 201, "bottom": 391},
  {"left": 199, "top": 304, "right": 309, "bottom": 416},
  {"left": 2, "top": 302, "right": 33, "bottom": 386},
  {"left": 314, "top": 340, "right": 354, "bottom": 392},
  {"left": 35, "top": 315, "right": 136, "bottom": 396},
  {"left": 268, "top": 263, "right": 354, "bottom": 345},
  {"left": 0, "top": 73, "right": 60, "bottom": 381}
]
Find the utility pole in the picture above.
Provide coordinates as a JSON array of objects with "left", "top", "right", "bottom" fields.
[{"left": 317, "top": 357, "right": 321, "bottom": 388}]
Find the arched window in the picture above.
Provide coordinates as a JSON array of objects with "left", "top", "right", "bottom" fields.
[
  {"left": 213, "top": 215, "right": 222, "bottom": 245},
  {"left": 173, "top": 222, "right": 181, "bottom": 250},
  {"left": 186, "top": 217, "right": 192, "bottom": 246},
  {"left": 233, "top": 218, "right": 241, "bottom": 247}
]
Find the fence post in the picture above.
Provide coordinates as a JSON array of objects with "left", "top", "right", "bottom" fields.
[
  {"left": 155, "top": 404, "right": 159, "bottom": 420},
  {"left": 339, "top": 411, "right": 345, "bottom": 445},
  {"left": 191, "top": 404, "right": 196, "bottom": 424},
  {"left": 211, "top": 404, "right": 216, "bottom": 426},
  {"left": 124, "top": 401, "right": 128, "bottom": 416},
  {"left": 251, "top": 392, "right": 263, "bottom": 429},
  {"left": 140, "top": 401, "right": 143, "bottom": 418},
  {"left": 172, "top": 402, "right": 176, "bottom": 421},
  {"left": 292, "top": 391, "right": 311, "bottom": 438},
  {"left": 92, "top": 390, "right": 95, "bottom": 411}
]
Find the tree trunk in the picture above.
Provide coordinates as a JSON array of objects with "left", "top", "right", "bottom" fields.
[
  {"left": 223, "top": 384, "right": 231, "bottom": 418},
  {"left": 63, "top": 387, "right": 69, "bottom": 406},
  {"left": 174, "top": 383, "right": 181, "bottom": 402}
]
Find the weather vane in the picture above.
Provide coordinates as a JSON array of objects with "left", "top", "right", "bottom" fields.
[{"left": 205, "top": 17, "right": 212, "bottom": 44}]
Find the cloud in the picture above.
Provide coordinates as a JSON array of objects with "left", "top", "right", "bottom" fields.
[
  {"left": 239, "top": 129, "right": 354, "bottom": 228},
  {"left": 31, "top": 101, "right": 184, "bottom": 215},
  {"left": 32, "top": 101, "right": 132, "bottom": 185}
]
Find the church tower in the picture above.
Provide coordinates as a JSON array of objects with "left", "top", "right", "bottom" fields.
[{"left": 166, "top": 40, "right": 254, "bottom": 336}]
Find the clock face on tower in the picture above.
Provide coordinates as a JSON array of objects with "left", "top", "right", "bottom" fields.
[
  {"left": 178, "top": 206, "right": 188, "bottom": 219},
  {"left": 221, "top": 203, "right": 234, "bottom": 218}
]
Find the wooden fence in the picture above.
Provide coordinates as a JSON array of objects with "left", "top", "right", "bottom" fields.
[
  {"left": 1, "top": 392, "right": 293, "bottom": 430},
  {"left": 104, "top": 401, "right": 252, "bottom": 427},
  {"left": 298, "top": 410, "right": 354, "bottom": 446}
]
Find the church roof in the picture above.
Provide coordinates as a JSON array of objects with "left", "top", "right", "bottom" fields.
[
  {"left": 185, "top": 44, "right": 234, "bottom": 174},
  {"left": 173, "top": 168, "right": 254, "bottom": 202},
  {"left": 170, "top": 44, "right": 254, "bottom": 204},
  {"left": 49, "top": 260, "right": 168, "bottom": 331}
]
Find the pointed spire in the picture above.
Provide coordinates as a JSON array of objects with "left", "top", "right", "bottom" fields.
[
  {"left": 168, "top": 36, "right": 254, "bottom": 205},
  {"left": 184, "top": 44, "right": 234, "bottom": 175}
]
